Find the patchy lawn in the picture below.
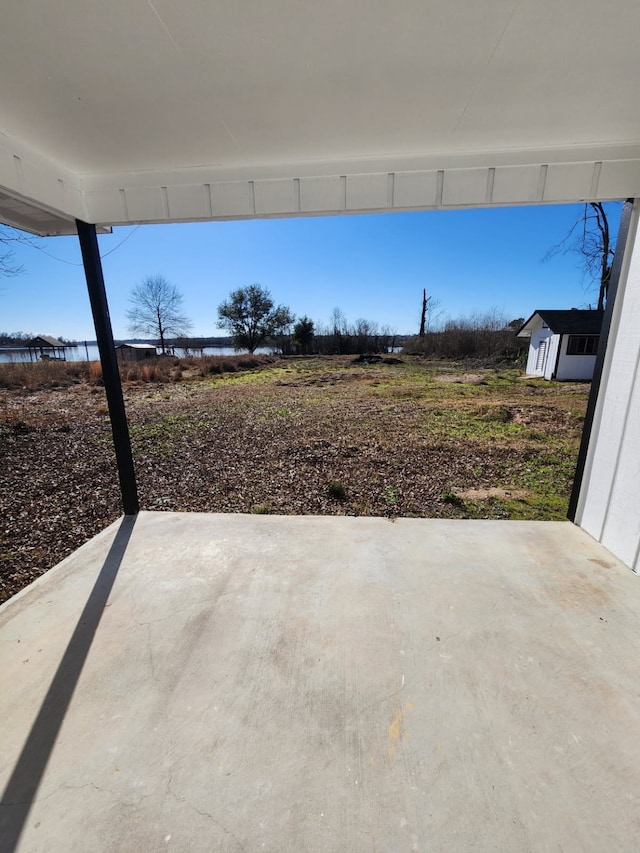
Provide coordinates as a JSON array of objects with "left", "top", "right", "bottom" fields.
[{"left": 0, "top": 356, "right": 589, "bottom": 603}]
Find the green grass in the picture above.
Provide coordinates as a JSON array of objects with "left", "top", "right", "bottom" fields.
[
  {"left": 421, "top": 406, "right": 527, "bottom": 442},
  {"left": 460, "top": 493, "right": 569, "bottom": 521},
  {"left": 127, "top": 414, "right": 211, "bottom": 458},
  {"left": 87, "top": 356, "right": 587, "bottom": 520}
]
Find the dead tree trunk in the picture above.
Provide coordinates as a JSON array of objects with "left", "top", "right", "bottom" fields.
[
  {"left": 591, "top": 202, "right": 612, "bottom": 311},
  {"left": 419, "top": 289, "right": 427, "bottom": 338}
]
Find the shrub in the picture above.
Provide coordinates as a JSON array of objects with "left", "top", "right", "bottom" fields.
[
  {"left": 250, "top": 504, "right": 271, "bottom": 514},
  {"left": 198, "top": 353, "right": 276, "bottom": 377},
  {"left": 88, "top": 361, "right": 103, "bottom": 385},
  {"left": 328, "top": 480, "right": 347, "bottom": 500},
  {"left": 0, "top": 360, "right": 92, "bottom": 390},
  {"left": 403, "top": 311, "right": 528, "bottom": 363},
  {"left": 118, "top": 358, "right": 178, "bottom": 384},
  {"left": 441, "top": 489, "right": 465, "bottom": 507}
]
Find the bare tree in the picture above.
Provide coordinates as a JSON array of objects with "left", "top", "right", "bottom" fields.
[
  {"left": 0, "top": 225, "right": 32, "bottom": 278},
  {"left": 329, "top": 307, "right": 347, "bottom": 336},
  {"left": 419, "top": 289, "right": 427, "bottom": 338},
  {"left": 418, "top": 290, "right": 442, "bottom": 337},
  {"left": 545, "top": 202, "right": 622, "bottom": 311},
  {"left": 127, "top": 274, "right": 192, "bottom": 354}
]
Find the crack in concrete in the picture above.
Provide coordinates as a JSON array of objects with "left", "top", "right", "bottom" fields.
[
  {"left": 354, "top": 678, "right": 406, "bottom": 721},
  {"left": 3, "top": 780, "right": 149, "bottom": 809},
  {"left": 166, "top": 776, "right": 246, "bottom": 851}
]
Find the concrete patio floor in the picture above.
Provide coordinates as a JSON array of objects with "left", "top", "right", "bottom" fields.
[{"left": 1, "top": 512, "right": 640, "bottom": 852}]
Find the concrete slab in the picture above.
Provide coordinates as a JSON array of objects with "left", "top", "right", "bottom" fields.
[{"left": 1, "top": 512, "right": 640, "bottom": 852}]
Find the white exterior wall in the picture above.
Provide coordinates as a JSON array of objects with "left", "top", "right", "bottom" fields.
[
  {"left": 543, "top": 334, "right": 561, "bottom": 380},
  {"left": 555, "top": 337, "right": 598, "bottom": 381},
  {"left": 525, "top": 321, "right": 554, "bottom": 375},
  {"left": 576, "top": 202, "right": 640, "bottom": 572}
]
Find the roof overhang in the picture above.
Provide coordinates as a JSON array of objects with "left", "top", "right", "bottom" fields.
[
  {"left": 2, "top": 1, "right": 640, "bottom": 234},
  {"left": 516, "top": 310, "right": 604, "bottom": 337}
]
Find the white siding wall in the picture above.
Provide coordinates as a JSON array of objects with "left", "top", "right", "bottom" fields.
[
  {"left": 576, "top": 202, "right": 640, "bottom": 572},
  {"left": 526, "top": 321, "right": 554, "bottom": 375},
  {"left": 555, "top": 337, "right": 597, "bottom": 381},
  {"left": 543, "top": 334, "right": 561, "bottom": 380}
]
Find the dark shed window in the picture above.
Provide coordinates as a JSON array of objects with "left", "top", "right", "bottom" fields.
[{"left": 567, "top": 335, "right": 599, "bottom": 355}]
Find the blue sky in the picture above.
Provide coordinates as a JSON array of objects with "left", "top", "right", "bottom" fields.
[{"left": 0, "top": 202, "right": 622, "bottom": 341}]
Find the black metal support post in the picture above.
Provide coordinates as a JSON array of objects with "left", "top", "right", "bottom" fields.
[
  {"left": 76, "top": 219, "right": 139, "bottom": 515},
  {"left": 567, "top": 198, "right": 635, "bottom": 521}
]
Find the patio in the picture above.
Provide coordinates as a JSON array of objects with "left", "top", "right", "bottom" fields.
[{"left": 2, "top": 511, "right": 640, "bottom": 851}]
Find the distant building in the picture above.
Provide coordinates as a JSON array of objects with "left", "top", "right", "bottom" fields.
[
  {"left": 27, "top": 335, "right": 68, "bottom": 361},
  {"left": 516, "top": 310, "right": 603, "bottom": 381},
  {"left": 115, "top": 343, "right": 158, "bottom": 362}
]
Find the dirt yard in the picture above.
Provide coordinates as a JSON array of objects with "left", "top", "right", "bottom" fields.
[{"left": 0, "top": 356, "right": 590, "bottom": 603}]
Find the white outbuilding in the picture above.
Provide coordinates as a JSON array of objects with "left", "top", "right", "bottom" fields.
[{"left": 517, "top": 309, "right": 603, "bottom": 380}]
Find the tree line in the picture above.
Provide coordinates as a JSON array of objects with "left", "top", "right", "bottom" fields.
[
  {"left": 128, "top": 277, "right": 400, "bottom": 356},
  {"left": 127, "top": 275, "right": 534, "bottom": 362},
  {"left": 0, "top": 331, "right": 76, "bottom": 346},
  {"left": 404, "top": 311, "right": 527, "bottom": 361}
]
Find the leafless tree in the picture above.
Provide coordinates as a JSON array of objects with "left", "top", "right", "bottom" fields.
[
  {"left": 545, "top": 202, "right": 622, "bottom": 311},
  {"left": 127, "top": 274, "right": 192, "bottom": 354},
  {"left": 418, "top": 290, "right": 442, "bottom": 337},
  {"left": 329, "top": 307, "right": 347, "bottom": 336},
  {"left": 0, "top": 225, "right": 32, "bottom": 278}
]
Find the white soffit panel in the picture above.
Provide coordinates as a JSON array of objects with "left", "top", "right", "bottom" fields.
[
  {"left": 2, "top": 0, "right": 640, "bottom": 230},
  {"left": 0, "top": 190, "right": 74, "bottom": 236}
]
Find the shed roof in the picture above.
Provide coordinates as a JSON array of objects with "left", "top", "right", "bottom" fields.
[
  {"left": 1, "top": 2, "right": 640, "bottom": 234},
  {"left": 516, "top": 310, "right": 604, "bottom": 338},
  {"left": 28, "top": 336, "right": 67, "bottom": 348},
  {"left": 115, "top": 343, "right": 157, "bottom": 350}
]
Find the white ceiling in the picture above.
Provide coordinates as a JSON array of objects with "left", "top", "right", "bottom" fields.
[{"left": 1, "top": 0, "right": 640, "bottom": 234}]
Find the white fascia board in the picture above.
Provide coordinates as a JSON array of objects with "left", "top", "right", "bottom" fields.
[
  {"left": 80, "top": 144, "right": 640, "bottom": 226},
  {"left": 0, "top": 131, "right": 86, "bottom": 233},
  {"left": 4, "top": 135, "right": 640, "bottom": 231}
]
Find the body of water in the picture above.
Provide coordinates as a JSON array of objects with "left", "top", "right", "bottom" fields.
[
  {"left": 0, "top": 345, "right": 275, "bottom": 364},
  {"left": 0, "top": 344, "right": 402, "bottom": 364}
]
